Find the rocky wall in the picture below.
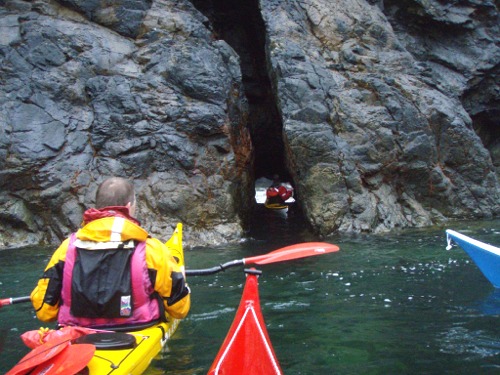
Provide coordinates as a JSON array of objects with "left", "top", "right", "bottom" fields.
[{"left": 0, "top": 0, "right": 498, "bottom": 248}]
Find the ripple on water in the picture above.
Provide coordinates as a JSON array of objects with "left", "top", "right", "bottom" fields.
[
  {"left": 188, "top": 307, "right": 235, "bottom": 322},
  {"left": 265, "top": 300, "right": 310, "bottom": 310},
  {"left": 3, "top": 219, "right": 500, "bottom": 374},
  {"left": 438, "top": 325, "right": 500, "bottom": 360}
]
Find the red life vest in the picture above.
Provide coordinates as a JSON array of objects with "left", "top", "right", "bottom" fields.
[
  {"left": 278, "top": 185, "right": 293, "bottom": 201},
  {"left": 58, "top": 234, "right": 160, "bottom": 328},
  {"left": 266, "top": 186, "right": 292, "bottom": 201},
  {"left": 266, "top": 187, "right": 279, "bottom": 197}
]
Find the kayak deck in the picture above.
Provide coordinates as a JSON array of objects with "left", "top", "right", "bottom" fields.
[
  {"left": 208, "top": 269, "right": 283, "bottom": 375},
  {"left": 85, "top": 319, "right": 179, "bottom": 375}
]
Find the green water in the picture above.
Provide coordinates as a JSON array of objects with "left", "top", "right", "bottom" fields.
[{"left": 1, "top": 218, "right": 499, "bottom": 374}]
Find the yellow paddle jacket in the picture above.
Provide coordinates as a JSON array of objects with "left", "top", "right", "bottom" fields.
[{"left": 31, "top": 216, "right": 190, "bottom": 324}]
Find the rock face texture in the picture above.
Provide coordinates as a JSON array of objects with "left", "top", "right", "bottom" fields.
[
  {"left": 0, "top": 0, "right": 498, "bottom": 248},
  {"left": 261, "top": 0, "right": 500, "bottom": 234},
  {"left": 1, "top": 0, "right": 253, "bottom": 247}
]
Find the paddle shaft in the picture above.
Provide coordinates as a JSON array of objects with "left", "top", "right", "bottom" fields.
[
  {"left": 0, "top": 264, "right": 239, "bottom": 304},
  {"left": 0, "top": 264, "right": 244, "bottom": 304},
  {"left": 186, "top": 259, "right": 245, "bottom": 276},
  {"left": 2, "top": 242, "right": 339, "bottom": 303},
  {"left": 186, "top": 242, "right": 339, "bottom": 275},
  {"left": 0, "top": 296, "right": 31, "bottom": 307}
]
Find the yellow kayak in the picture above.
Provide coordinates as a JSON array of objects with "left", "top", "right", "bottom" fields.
[
  {"left": 7, "top": 223, "right": 184, "bottom": 375},
  {"left": 83, "top": 319, "right": 179, "bottom": 375},
  {"left": 264, "top": 202, "right": 288, "bottom": 210}
]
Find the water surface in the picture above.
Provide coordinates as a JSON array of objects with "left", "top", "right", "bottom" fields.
[{"left": 1, "top": 218, "right": 499, "bottom": 374}]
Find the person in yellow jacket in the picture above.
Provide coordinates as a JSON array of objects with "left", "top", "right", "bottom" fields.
[{"left": 31, "top": 177, "right": 190, "bottom": 329}]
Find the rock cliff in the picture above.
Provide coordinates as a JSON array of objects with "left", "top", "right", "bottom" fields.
[{"left": 0, "top": 0, "right": 498, "bottom": 248}]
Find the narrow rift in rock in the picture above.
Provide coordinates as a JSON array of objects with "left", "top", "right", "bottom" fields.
[
  {"left": 472, "top": 113, "right": 500, "bottom": 176},
  {"left": 190, "top": 0, "right": 310, "bottom": 239},
  {"left": 190, "top": 0, "right": 289, "bottom": 181}
]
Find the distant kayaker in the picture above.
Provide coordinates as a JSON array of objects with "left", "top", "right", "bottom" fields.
[
  {"left": 30, "top": 177, "right": 191, "bottom": 328},
  {"left": 265, "top": 174, "right": 293, "bottom": 206}
]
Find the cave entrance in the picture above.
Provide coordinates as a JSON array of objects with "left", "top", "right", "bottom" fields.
[
  {"left": 190, "top": 0, "right": 288, "bottom": 180},
  {"left": 190, "top": 0, "right": 308, "bottom": 241},
  {"left": 472, "top": 112, "right": 500, "bottom": 179}
]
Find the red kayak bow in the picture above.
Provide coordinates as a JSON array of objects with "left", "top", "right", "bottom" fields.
[{"left": 208, "top": 269, "right": 282, "bottom": 375}]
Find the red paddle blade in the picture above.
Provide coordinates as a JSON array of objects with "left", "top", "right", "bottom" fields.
[
  {"left": 30, "top": 344, "right": 95, "bottom": 375},
  {"left": 5, "top": 337, "right": 70, "bottom": 375},
  {"left": 244, "top": 242, "right": 339, "bottom": 265}
]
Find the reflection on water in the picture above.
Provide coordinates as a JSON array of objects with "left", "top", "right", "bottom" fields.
[
  {"left": 439, "top": 323, "right": 500, "bottom": 361},
  {"left": 247, "top": 202, "right": 315, "bottom": 248},
  {"left": 478, "top": 289, "right": 500, "bottom": 316},
  {"left": 0, "top": 219, "right": 499, "bottom": 374}
]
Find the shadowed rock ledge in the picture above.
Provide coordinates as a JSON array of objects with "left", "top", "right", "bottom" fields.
[{"left": 0, "top": 0, "right": 498, "bottom": 248}]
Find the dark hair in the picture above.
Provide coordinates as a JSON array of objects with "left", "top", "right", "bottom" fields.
[{"left": 95, "top": 177, "right": 135, "bottom": 208}]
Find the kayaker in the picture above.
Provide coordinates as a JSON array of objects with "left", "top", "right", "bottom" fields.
[
  {"left": 30, "top": 177, "right": 191, "bottom": 329},
  {"left": 265, "top": 174, "right": 293, "bottom": 206}
]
